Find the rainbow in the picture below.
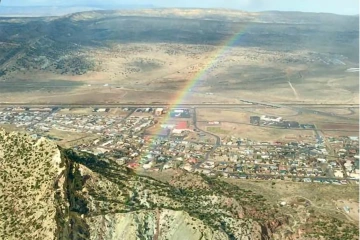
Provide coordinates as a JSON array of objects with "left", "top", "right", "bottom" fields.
[{"left": 137, "top": 25, "right": 249, "bottom": 164}]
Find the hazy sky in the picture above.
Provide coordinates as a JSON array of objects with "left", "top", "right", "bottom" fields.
[{"left": 2, "top": 0, "right": 359, "bottom": 15}]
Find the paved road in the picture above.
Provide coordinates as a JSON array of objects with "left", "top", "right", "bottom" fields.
[
  {"left": 121, "top": 108, "right": 136, "bottom": 123},
  {"left": 0, "top": 103, "right": 358, "bottom": 108},
  {"left": 193, "top": 108, "right": 221, "bottom": 161}
]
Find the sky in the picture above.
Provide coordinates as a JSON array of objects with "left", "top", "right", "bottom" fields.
[{"left": 1, "top": 0, "right": 359, "bottom": 15}]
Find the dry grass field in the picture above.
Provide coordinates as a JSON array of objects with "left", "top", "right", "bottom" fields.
[
  {"left": 321, "top": 130, "right": 359, "bottom": 137},
  {"left": 0, "top": 124, "right": 24, "bottom": 132},
  {"left": 197, "top": 108, "right": 252, "bottom": 123},
  {"left": 1, "top": 42, "right": 358, "bottom": 105},
  {"left": 197, "top": 121, "right": 315, "bottom": 142},
  {"left": 46, "top": 129, "right": 97, "bottom": 146}
]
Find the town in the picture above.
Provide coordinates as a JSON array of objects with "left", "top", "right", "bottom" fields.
[{"left": 0, "top": 105, "right": 358, "bottom": 185}]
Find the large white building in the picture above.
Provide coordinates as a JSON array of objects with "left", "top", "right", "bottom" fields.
[{"left": 260, "top": 115, "right": 283, "bottom": 122}]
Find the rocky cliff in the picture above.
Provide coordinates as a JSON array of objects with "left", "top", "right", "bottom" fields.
[{"left": 0, "top": 129, "right": 67, "bottom": 239}]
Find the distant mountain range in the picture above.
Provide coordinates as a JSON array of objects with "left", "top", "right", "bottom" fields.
[
  {"left": 0, "top": 8, "right": 358, "bottom": 78},
  {"left": 0, "top": 5, "right": 156, "bottom": 17}
]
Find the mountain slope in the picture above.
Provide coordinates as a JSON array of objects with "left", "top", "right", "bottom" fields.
[
  {"left": 0, "top": 129, "right": 358, "bottom": 240},
  {"left": 0, "top": 9, "right": 358, "bottom": 78}
]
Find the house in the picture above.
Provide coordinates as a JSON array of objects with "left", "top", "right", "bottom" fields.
[
  {"left": 334, "top": 170, "right": 343, "bottom": 178},
  {"left": 143, "top": 162, "right": 153, "bottom": 170},
  {"left": 182, "top": 163, "right": 194, "bottom": 172}
]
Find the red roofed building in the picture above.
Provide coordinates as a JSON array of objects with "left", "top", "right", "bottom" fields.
[
  {"left": 172, "top": 121, "right": 189, "bottom": 134},
  {"left": 176, "top": 121, "right": 188, "bottom": 129}
]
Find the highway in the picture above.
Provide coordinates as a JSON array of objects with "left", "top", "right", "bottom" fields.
[{"left": 0, "top": 102, "right": 357, "bottom": 108}]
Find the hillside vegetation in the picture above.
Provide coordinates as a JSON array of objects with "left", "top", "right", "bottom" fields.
[{"left": 0, "top": 9, "right": 358, "bottom": 77}]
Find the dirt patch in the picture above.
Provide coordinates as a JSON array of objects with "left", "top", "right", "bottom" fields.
[
  {"left": 334, "top": 200, "right": 359, "bottom": 222},
  {"left": 47, "top": 129, "right": 96, "bottom": 146},
  {"left": 59, "top": 108, "right": 94, "bottom": 114},
  {"left": 197, "top": 108, "right": 252, "bottom": 123},
  {"left": 0, "top": 124, "right": 25, "bottom": 132},
  {"left": 318, "top": 123, "right": 359, "bottom": 131}
]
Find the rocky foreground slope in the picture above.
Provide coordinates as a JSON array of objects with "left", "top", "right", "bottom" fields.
[{"left": 0, "top": 129, "right": 358, "bottom": 240}]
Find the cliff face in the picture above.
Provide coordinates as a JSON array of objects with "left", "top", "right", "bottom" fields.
[
  {"left": 0, "top": 130, "right": 285, "bottom": 240},
  {"left": 87, "top": 209, "right": 231, "bottom": 240},
  {"left": 58, "top": 148, "right": 285, "bottom": 240}
]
